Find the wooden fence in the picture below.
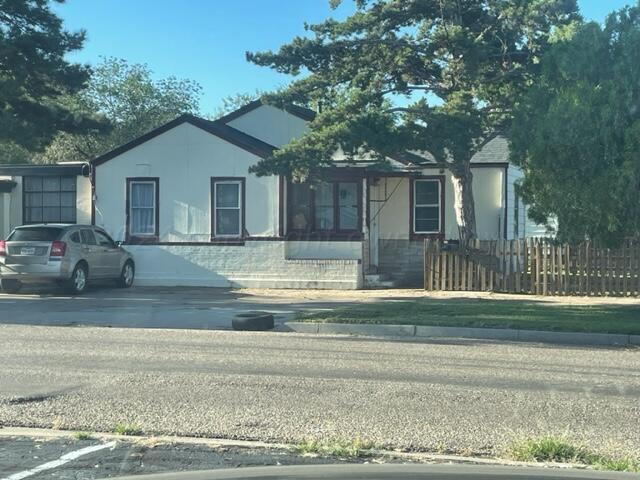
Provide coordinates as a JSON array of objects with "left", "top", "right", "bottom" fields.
[{"left": 424, "top": 238, "right": 640, "bottom": 296}]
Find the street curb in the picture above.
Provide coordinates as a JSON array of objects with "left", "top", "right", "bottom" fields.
[
  {"left": 0, "top": 427, "right": 594, "bottom": 471},
  {"left": 286, "top": 322, "right": 637, "bottom": 346}
]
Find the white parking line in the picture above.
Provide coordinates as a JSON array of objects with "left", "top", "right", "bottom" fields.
[{"left": 1, "top": 441, "right": 117, "bottom": 480}]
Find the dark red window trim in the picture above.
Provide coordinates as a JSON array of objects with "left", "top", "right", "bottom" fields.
[
  {"left": 211, "top": 177, "right": 246, "bottom": 240},
  {"left": 286, "top": 179, "right": 362, "bottom": 240},
  {"left": 409, "top": 175, "right": 445, "bottom": 240},
  {"left": 125, "top": 177, "right": 160, "bottom": 244}
]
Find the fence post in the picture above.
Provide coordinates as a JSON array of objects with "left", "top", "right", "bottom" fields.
[{"left": 424, "top": 238, "right": 429, "bottom": 290}]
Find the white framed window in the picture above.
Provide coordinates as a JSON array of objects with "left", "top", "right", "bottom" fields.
[
  {"left": 212, "top": 179, "right": 243, "bottom": 238},
  {"left": 413, "top": 179, "right": 441, "bottom": 234},
  {"left": 128, "top": 179, "right": 158, "bottom": 237}
]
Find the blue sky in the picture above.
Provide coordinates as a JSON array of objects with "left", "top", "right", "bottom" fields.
[{"left": 53, "top": 0, "right": 634, "bottom": 116}]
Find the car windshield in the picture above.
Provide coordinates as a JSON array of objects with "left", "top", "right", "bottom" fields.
[{"left": 8, "top": 227, "right": 63, "bottom": 242}]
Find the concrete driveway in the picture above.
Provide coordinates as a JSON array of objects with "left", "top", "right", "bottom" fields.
[{"left": 0, "top": 286, "right": 354, "bottom": 330}]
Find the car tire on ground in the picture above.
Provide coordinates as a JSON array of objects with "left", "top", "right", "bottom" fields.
[
  {"left": 66, "top": 263, "right": 88, "bottom": 295},
  {"left": 0, "top": 279, "right": 22, "bottom": 294},
  {"left": 117, "top": 261, "right": 135, "bottom": 288},
  {"left": 232, "top": 312, "right": 275, "bottom": 331}
]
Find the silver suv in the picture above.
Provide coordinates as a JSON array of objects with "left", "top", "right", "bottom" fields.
[{"left": 0, "top": 224, "right": 135, "bottom": 294}]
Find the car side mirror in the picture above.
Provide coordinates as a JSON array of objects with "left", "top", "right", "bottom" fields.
[{"left": 115, "top": 241, "right": 123, "bottom": 247}]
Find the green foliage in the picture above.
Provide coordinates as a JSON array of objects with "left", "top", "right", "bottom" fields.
[
  {"left": 297, "top": 298, "right": 640, "bottom": 335},
  {"left": 38, "top": 57, "right": 202, "bottom": 163},
  {"left": 211, "top": 90, "right": 265, "bottom": 120},
  {"left": 72, "top": 431, "right": 93, "bottom": 440},
  {"left": 0, "top": 0, "right": 105, "bottom": 152},
  {"left": 510, "top": 4, "right": 640, "bottom": 245},
  {"left": 247, "top": 1, "right": 579, "bottom": 238},
  {"left": 113, "top": 423, "right": 143, "bottom": 436},
  {"left": 0, "top": 141, "right": 31, "bottom": 164},
  {"left": 293, "top": 437, "right": 375, "bottom": 457},
  {"left": 508, "top": 436, "right": 639, "bottom": 472},
  {"left": 508, "top": 436, "right": 587, "bottom": 463}
]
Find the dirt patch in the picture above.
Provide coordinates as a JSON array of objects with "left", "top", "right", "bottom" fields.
[{"left": 240, "top": 288, "right": 640, "bottom": 306}]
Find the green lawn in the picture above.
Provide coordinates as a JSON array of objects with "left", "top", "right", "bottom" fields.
[{"left": 297, "top": 298, "right": 640, "bottom": 335}]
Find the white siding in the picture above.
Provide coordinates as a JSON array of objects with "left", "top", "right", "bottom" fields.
[
  {"left": 506, "top": 166, "right": 551, "bottom": 239},
  {"left": 94, "top": 122, "right": 279, "bottom": 242},
  {"left": 227, "top": 105, "right": 309, "bottom": 147}
]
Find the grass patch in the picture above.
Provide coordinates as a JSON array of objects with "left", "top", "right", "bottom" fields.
[
  {"left": 297, "top": 298, "right": 640, "bottom": 335},
  {"left": 72, "top": 431, "right": 93, "bottom": 440},
  {"left": 292, "top": 437, "right": 375, "bottom": 458},
  {"left": 508, "top": 436, "right": 638, "bottom": 472},
  {"left": 113, "top": 423, "right": 143, "bottom": 436}
]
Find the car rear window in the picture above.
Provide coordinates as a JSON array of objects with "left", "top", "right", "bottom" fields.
[{"left": 8, "top": 227, "right": 63, "bottom": 242}]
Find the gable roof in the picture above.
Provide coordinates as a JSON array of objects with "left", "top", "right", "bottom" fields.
[
  {"left": 92, "top": 114, "right": 276, "bottom": 167},
  {"left": 216, "top": 99, "right": 317, "bottom": 124}
]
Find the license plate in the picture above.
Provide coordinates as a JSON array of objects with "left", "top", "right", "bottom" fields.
[{"left": 20, "top": 247, "right": 36, "bottom": 255}]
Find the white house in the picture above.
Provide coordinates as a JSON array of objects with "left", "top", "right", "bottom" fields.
[{"left": 0, "top": 101, "right": 546, "bottom": 288}]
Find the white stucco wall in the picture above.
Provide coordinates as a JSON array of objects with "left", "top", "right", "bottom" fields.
[
  {"left": 227, "top": 105, "right": 309, "bottom": 147},
  {"left": 76, "top": 175, "right": 92, "bottom": 225},
  {"left": 472, "top": 168, "right": 505, "bottom": 239},
  {"left": 9, "top": 176, "right": 22, "bottom": 231},
  {"left": 371, "top": 166, "right": 506, "bottom": 241},
  {"left": 94, "top": 122, "right": 279, "bottom": 242},
  {"left": 0, "top": 193, "right": 7, "bottom": 240}
]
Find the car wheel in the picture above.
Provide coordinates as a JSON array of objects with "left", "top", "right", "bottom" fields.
[
  {"left": 0, "top": 279, "right": 22, "bottom": 294},
  {"left": 118, "top": 261, "right": 135, "bottom": 288},
  {"left": 66, "top": 263, "right": 88, "bottom": 295}
]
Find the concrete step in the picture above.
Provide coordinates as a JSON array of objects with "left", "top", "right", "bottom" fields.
[{"left": 364, "top": 274, "right": 397, "bottom": 289}]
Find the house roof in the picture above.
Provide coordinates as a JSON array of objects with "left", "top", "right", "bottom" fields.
[
  {"left": 216, "top": 99, "right": 317, "bottom": 124},
  {"left": 0, "top": 163, "right": 87, "bottom": 176},
  {"left": 389, "top": 136, "right": 510, "bottom": 167},
  {"left": 471, "top": 136, "right": 509, "bottom": 164},
  {"left": 92, "top": 114, "right": 276, "bottom": 167}
]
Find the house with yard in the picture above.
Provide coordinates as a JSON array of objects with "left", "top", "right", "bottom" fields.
[{"left": 0, "top": 100, "right": 546, "bottom": 289}]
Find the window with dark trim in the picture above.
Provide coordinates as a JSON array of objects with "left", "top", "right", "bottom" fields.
[
  {"left": 211, "top": 177, "right": 245, "bottom": 239},
  {"left": 23, "top": 176, "right": 76, "bottom": 224},
  {"left": 288, "top": 180, "right": 361, "bottom": 235},
  {"left": 126, "top": 177, "right": 159, "bottom": 242},
  {"left": 412, "top": 178, "right": 442, "bottom": 234}
]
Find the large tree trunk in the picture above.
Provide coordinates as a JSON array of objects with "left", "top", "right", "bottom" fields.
[{"left": 450, "top": 161, "right": 477, "bottom": 247}]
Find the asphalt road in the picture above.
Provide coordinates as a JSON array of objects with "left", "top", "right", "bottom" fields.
[
  {"left": 0, "top": 286, "right": 361, "bottom": 330},
  {"left": 0, "top": 435, "right": 349, "bottom": 479},
  {"left": 0, "top": 324, "right": 638, "bottom": 461}
]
